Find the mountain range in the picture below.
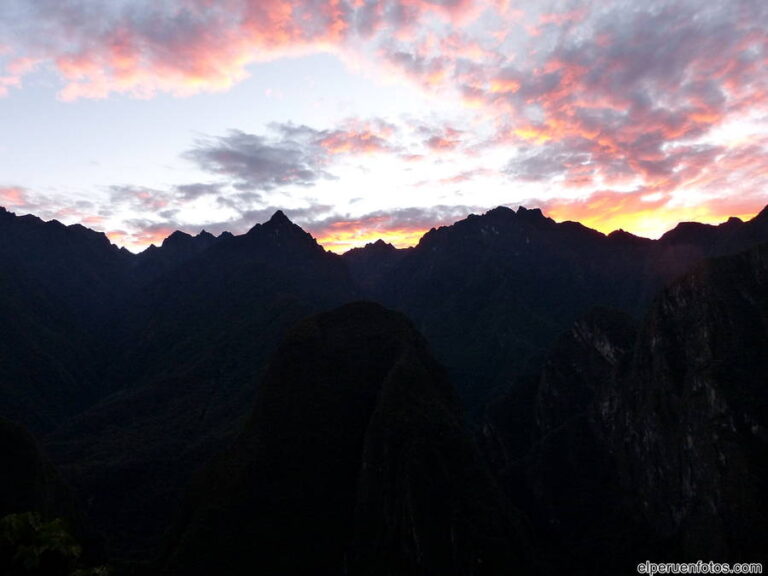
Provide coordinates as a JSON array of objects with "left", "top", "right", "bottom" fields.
[{"left": 1, "top": 203, "right": 767, "bottom": 574}]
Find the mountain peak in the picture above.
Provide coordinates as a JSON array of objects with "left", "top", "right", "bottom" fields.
[
  {"left": 484, "top": 206, "right": 515, "bottom": 218},
  {"left": 267, "top": 210, "right": 292, "bottom": 226},
  {"left": 251, "top": 209, "right": 301, "bottom": 236},
  {"left": 363, "top": 239, "right": 397, "bottom": 252},
  {"left": 608, "top": 229, "right": 651, "bottom": 244},
  {"left": 660, "top": 221, "right": 716, "bottom": 244},
  {"left": 516, "top": 206, "right": 545, "bottom": 219},
  {"left": 242, "top": 209, "right": 324, "bottom": 256},
  {"left": 163, "top": 230, "right": 192, "bottom": 244}
]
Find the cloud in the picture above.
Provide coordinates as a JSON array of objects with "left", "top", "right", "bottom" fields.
[
  {"left": 186, "top": 129, "right": 333, "bottom": 192},
  {"left": 423, "top": 126, "right": 464, "bottom": 152},
  {"left": 317, "top": 118, "right": 400, "bottom": 155},
  {"left": 175, "top": 183, "right": 225, "bottom": 200},
  {"left": 109, "top": 185, "right": 174, "bottom": 211},
  {"left": 371, "top": 0, "right": 768, "bottom": 203},
  {"left": 1, "top": 186, "right": 113, "bottom": 235},
  {"left": 0, "top": 0, "right": 488, "bottom": 99},
  {"left": 186, "top": 119, "right": 404, "bottom": 191},
  {"left": 0, "top": 186, "right": 31, "bottom": 209},
  {"left": 3, "top": 0, "right": 767, "bottom": 252}
]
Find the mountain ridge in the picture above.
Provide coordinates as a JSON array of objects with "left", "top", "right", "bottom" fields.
[
  {"left": 3, "top": 201, "right": 768, "bottom": 570},
  {"left": 6, "top": 202, "right": 768, "bottom": 257}
]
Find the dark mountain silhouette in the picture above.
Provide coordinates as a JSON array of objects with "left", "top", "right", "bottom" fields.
[
  {"left": 483, "top": 243, "right": 768, "bottom": 574},
  {"left": 162, "top": 302, "right": 531, "bottom": 576},
  {"left": 612, "top": 243, "right": 768, "bottom": 562},
  {"left": 44, "top": 209, "right": 360, "bottom": 562},
  {"left": 133, "top": 229, "right": 223, "bottom": 283},
  {"left": 343, "top": 239, "right": 411, "bottom": 294},
  {"left": 1, "top": 203, "right": 768, "bottom": 573},
  {"left": 0, "top": 206, "right": 132, "bottom": 323},
  {"left": 0, "top": 208, "right": 135, "bottom": 431},
  {"left": 346, "top": 205, "right": 768, "bottom": 409}
]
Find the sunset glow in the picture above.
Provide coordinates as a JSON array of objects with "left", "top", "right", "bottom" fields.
[{"left": 0, "top": 0, "right": 766, "bottom": 251}]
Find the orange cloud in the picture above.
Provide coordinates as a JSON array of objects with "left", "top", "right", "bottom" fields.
[{"left": 489, "top": 77, "right": 520, "bottom": 94}]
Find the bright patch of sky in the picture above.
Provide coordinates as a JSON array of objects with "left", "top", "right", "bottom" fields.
[{"left": 1, "top": 0, "right": 766, "bottom": 251}]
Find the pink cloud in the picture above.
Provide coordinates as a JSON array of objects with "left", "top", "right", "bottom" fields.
[
  {"left": 0, "top": 186, "right": 28, "bottom": 208},
  {"left": 3, "top": 0, "right": 498, "bottom": 100},
  {"left": 318, "top": 119, "right": 398, "bottom": 155}
]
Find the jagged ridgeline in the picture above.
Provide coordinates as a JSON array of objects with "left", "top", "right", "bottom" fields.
[{"left": 1, "top": 204, "right": 768, "bottom": 574}]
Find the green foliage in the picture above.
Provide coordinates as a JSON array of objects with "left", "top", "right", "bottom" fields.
[{"left": 0, "top": 513, "right": 110, "bottom": 576}]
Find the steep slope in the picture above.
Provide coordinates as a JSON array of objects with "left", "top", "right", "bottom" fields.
[
  {"left": 613, "top": 242, "right": 768, "bottom": 561},
  {"left": 482, "top": 310, "right": 645, "bottom": 575},
  {"left": 484, "top": 242, "right": 768, "bottom": 573},
  {"left": 45, "top": 211, "right": 361, "bottom": 562},
  {"left": 162, "top": 302, "right": 531, "bottom": 576}
]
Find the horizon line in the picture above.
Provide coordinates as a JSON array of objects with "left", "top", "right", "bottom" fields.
[{"left": 3, "top": 202, "right": 766, "bottom": 256}]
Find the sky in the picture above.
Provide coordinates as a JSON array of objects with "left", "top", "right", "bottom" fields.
[{"left": 0, "top": 0, "right": 767, "bottom": 252}]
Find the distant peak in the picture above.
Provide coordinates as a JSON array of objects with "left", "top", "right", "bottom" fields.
[
  {"left": 268, "top": 210, "right": 293, "bottom": 226},
  {"left": 162, "top": 230, "right": 192, "bottom": 248},
  {"left": 481, "top": 205, "right": 547, "bottom": 223},
  {"left": 244, "top": 209, "right": 321, "bottom": 253},
  {"left": 608, "top": 229, "right": 651, "bottom": 243},
  {"left": 485, "top": 206, "right": 514, "bottom": 217},
  {"left": 516, "top": 206, "right": 545, "bottom": 219},
  {"left": 253, "top": 209, "right": 300, "bottom": 235}
]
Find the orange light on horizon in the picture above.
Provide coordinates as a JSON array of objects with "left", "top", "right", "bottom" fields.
[
  {"left": 313, "top": 226, "right": 427, "bottom": 253},
  {"left": 100, "top": 196, "right": 767, "bottom": 255},
  {"left": 546, "top": 199, "right": 763, "bottom": 239}
]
